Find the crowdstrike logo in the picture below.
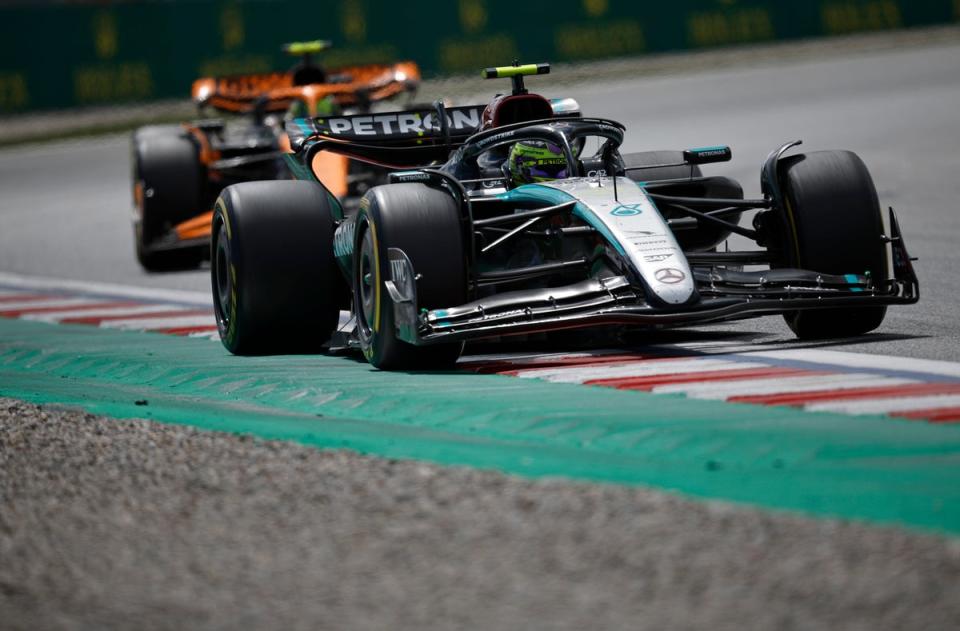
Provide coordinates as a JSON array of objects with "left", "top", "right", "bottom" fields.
[{"left": 474, "top": 129, "right": 518, "bottom": 149}]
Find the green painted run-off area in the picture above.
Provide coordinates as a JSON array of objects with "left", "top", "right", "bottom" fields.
[{"left": 1, "top": 317, "right": 958, "bottom": 535}]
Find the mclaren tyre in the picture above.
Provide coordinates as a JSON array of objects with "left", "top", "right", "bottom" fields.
[{"left": 132, "top": 127, "right": 205, "bottom": 271}]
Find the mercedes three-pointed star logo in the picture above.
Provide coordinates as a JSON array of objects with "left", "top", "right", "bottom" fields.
[{"left": 654, "top": 267, "right": 686, "bottom": 284}]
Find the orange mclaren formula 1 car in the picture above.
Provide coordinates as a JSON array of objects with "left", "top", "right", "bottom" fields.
[{"left": 131, "top": 41, "right": 420, "bottom": 271}]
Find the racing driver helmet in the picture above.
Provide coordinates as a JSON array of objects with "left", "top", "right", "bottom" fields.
[{"left": 505, "top": 140, "right": 570, "bottom": 187}]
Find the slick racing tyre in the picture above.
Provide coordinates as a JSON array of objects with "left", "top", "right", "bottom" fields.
[
  {"left": 212, "top": 181, "right": 342, "bottom": 355},
  {"left": 622, "top": 150, "right": 743, "bottom": 251},
  {"left": 132, "top": 127, "right": 205, "bottom": 271},
  {"left": 354, "top": 183, "right": 466, "bottom": 370},
  {"left": 777, "top": 150, "right": 888, "bottom": 339}
]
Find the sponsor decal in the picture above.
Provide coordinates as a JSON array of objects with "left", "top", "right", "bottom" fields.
[
  {"left": 595, "top": 123, "right": 623, "bottom": 136},
  {"left": 390, "top": 258, "right": 413, "bottom": 300},
  {"left": 391, "top": 171, "right": 431, "bottom": 183},
  {"left": 333, "top": 220, "right": 356, "bottom": 258},
  {"left": 654, "top": 268, "right": 686, "bottom": 284},
  {"left": 474, "top": 129, "right": 518, "bottom": 150},
  {"left": 611, "top": 203, "right": 643, "bottom": 217},
  {"left": 322, "top": 106, "right": 482, "bottom": 137},
  {"left": 390, "top": 259, "right": 407, "bottom": 283},
  {"left": 388, "top": 250, "right": 417, "bottom": 302},
  {"left": 644, "top": 254, "right": 673, "bottom": 262},
  {"left": 632, "top": 239, "right": 672, "bottom": 250},
  {"left": 691, "top": 147, "right": 729, "bottom": 158}
]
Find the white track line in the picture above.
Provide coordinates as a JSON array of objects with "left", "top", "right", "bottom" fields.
[
  {"left": 0, "top": 272, "right": 211, "bottom": 306},
  {"left": 99, "top": 315, "right": 216, "bottom": 331},
  {"left": 0, "top": 297, "right": 109, "bottom": 312},
  {"left": 744, "top": 349, "right": 960, "bottom": 380},
  {"left": 22, "top": 304, "right": 195, "bottom": 322},
  {"left": 656, "top": 374, "right": 918, "bottom": 400},
  {"left": 514, "top": 359, "right": 770, "bottom": 383},
  {"left": 807, "top": 394, "right": 960, "bottom": 415},
  {"left": 459, "top": 349, "right": 632, "bottom": 365},
  {"left": 188, "top": 330, "right": 221, "bottom": 340},
  {"left": 4, "top": 272, "right": 960, "bottom": 421}
]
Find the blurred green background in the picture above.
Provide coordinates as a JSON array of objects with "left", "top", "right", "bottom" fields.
[{"left": 0, "top": 0, "right": 956, "bottom": 113}]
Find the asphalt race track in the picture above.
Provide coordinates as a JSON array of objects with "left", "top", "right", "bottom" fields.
[
  {"left": 2, "top": 40, "right": 959, "bottom": 360},
  {"left": 2, "top": 37, "right": 960, "bottom": 629}
]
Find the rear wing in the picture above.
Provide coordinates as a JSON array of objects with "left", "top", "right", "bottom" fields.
[
  {"left": 285, "top": 103, "right": 484, "bottom": 170},
  {"left": 287, "top": 104, "right": 485, "bottom": 150},
  {"left": 191, "top": 61, "right": 421, "bottom": 114},
  {"left": 287, "top": 97, "right": 580, "bottom": 152}
]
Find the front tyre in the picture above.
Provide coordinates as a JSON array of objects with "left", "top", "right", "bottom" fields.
[
  {"left": 354, "top": 183, "right": 466, "bottom": 370},
  {"left": 211, "top": 181, "right": 342, "bottom": 355},
  {"left": 777, "top": 150, "right": 888, "bottom": 339}
]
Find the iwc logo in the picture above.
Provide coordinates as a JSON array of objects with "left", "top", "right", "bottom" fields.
[{"left": 654, "top": 268, "right": 686, "bottom": 284}]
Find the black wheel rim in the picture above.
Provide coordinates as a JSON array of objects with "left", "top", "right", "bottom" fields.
[{"left": 356, "top": 225, "right": 377, "bottom": 340}]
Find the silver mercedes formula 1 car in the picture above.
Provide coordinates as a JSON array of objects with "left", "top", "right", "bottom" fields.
[{"left": 210, "top": 63, "right": 918, "bottom": 369}]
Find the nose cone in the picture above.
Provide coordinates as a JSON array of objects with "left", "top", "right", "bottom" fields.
[{"left": 647, "top": 267, "right": 697, "bottom": 305}]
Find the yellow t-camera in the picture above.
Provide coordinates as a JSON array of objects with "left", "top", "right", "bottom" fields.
[
  {"left": 482, "top": 63, "right": 551, "bottom": 95},
  {"left": 283, "top": 40, "right": 333, "bottom": 56}
]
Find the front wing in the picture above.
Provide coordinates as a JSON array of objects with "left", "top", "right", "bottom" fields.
[{"left": 382, "top": 209, "right": 919, "bottom": 345}]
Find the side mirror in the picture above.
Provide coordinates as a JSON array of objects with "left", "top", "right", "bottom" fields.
[{"left": 683, "top": 145, "right": 732, "bottom": 164}]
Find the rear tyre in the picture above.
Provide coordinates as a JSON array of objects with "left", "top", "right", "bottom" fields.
[
  {"left": 354, "top": 183, "right": 466, "bottom": 370},
  {"left": 211, "top": 181, "right": 342, "bottom": 355},
  {"left": 777, "top": 150, "right": 888, "bottom": 339},
  {"left": 132, "top": 127, "right": 205, "bottom": 271}
]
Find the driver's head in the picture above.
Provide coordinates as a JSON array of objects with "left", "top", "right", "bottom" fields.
[{"left": 505, "top": 140, "right": 569, "bottom": 186}]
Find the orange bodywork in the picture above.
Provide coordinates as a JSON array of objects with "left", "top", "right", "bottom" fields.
[
  {"left": 191, "top": 61, "right": 420, "bottom": 116},
  {"left": 183, "top": 124, "right": 222, "bottom": 165},
  {"left": 175, "top": 211, "right": 215, "bottom": 241},
  {"left": 133, "top": 180, "right": 144, "bottom": 211},
  {"left": 172, "top": 152, "right": 349, "bottom": 243},
  {"left": 312, "top": 152, "right": 349, "bottom": 198},
  {"left": 170, "top": 61, "right": 419, "bottom": 246},
  {"left": 171, "top": 125, "right": 223, "bottom": 243}
]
